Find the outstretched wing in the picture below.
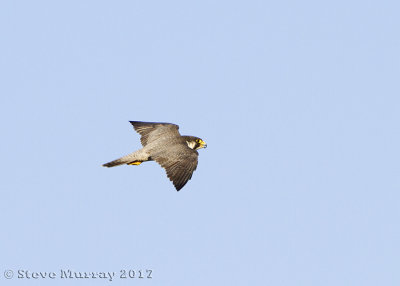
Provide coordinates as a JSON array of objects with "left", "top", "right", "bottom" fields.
[
  {"left": 153, "top": 144, "right": 199, "bottom": 191},
  {"left": 129, "top": 121, "right": 180, "bottom": 146}
]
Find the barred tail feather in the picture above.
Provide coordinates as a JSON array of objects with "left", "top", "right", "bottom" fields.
[
  {"left": 102, "top": 150, "right": 148, "bottom": 168},
  {"left": 102, "top": 152, "right": 137, "bottom": 168},
  {"left": 102, "top": 158, "right": 129, "bottom": 167}
]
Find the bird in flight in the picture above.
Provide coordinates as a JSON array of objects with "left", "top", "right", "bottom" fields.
[{"left": 103, "top": 121, "right": 207, "bottom": 191}]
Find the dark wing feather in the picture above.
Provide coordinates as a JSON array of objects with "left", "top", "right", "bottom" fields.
[
  {"left": 129, "top": 121, "right": 180, "bottom": 146},
  {"left": 153, "top": 144, "right": 199, "bottom": 191}
]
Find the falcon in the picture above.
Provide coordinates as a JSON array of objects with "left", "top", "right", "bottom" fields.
[{"left": 102, "top": 121, "right": 207, "bottom": 191}]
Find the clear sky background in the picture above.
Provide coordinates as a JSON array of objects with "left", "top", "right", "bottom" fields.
[{"left": 1, "top": 0, "right": 399, "bottom": 285}]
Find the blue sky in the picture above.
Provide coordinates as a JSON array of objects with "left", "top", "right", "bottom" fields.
[{"left": 1, "top": 0, "right": 399, "bottom": 285}]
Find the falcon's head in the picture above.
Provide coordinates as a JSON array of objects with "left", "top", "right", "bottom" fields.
[{"left": 185, "top": 137, "right": 207, "bottom": 150}]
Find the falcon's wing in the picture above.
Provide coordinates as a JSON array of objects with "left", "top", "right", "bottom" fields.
[
  {"left": 153, "top": 144, "right": 199, "bottom": 191},
  {"left": 129, "top": 121, "right": 180, "bottom": 146}
]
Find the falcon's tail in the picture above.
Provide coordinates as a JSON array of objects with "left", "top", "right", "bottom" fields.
[
  {"left": 102, "top": 157, "right": 129, "bottom": 167},
  {"left": 102, "top": 151, "right": 146, "bottom": 168}
]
